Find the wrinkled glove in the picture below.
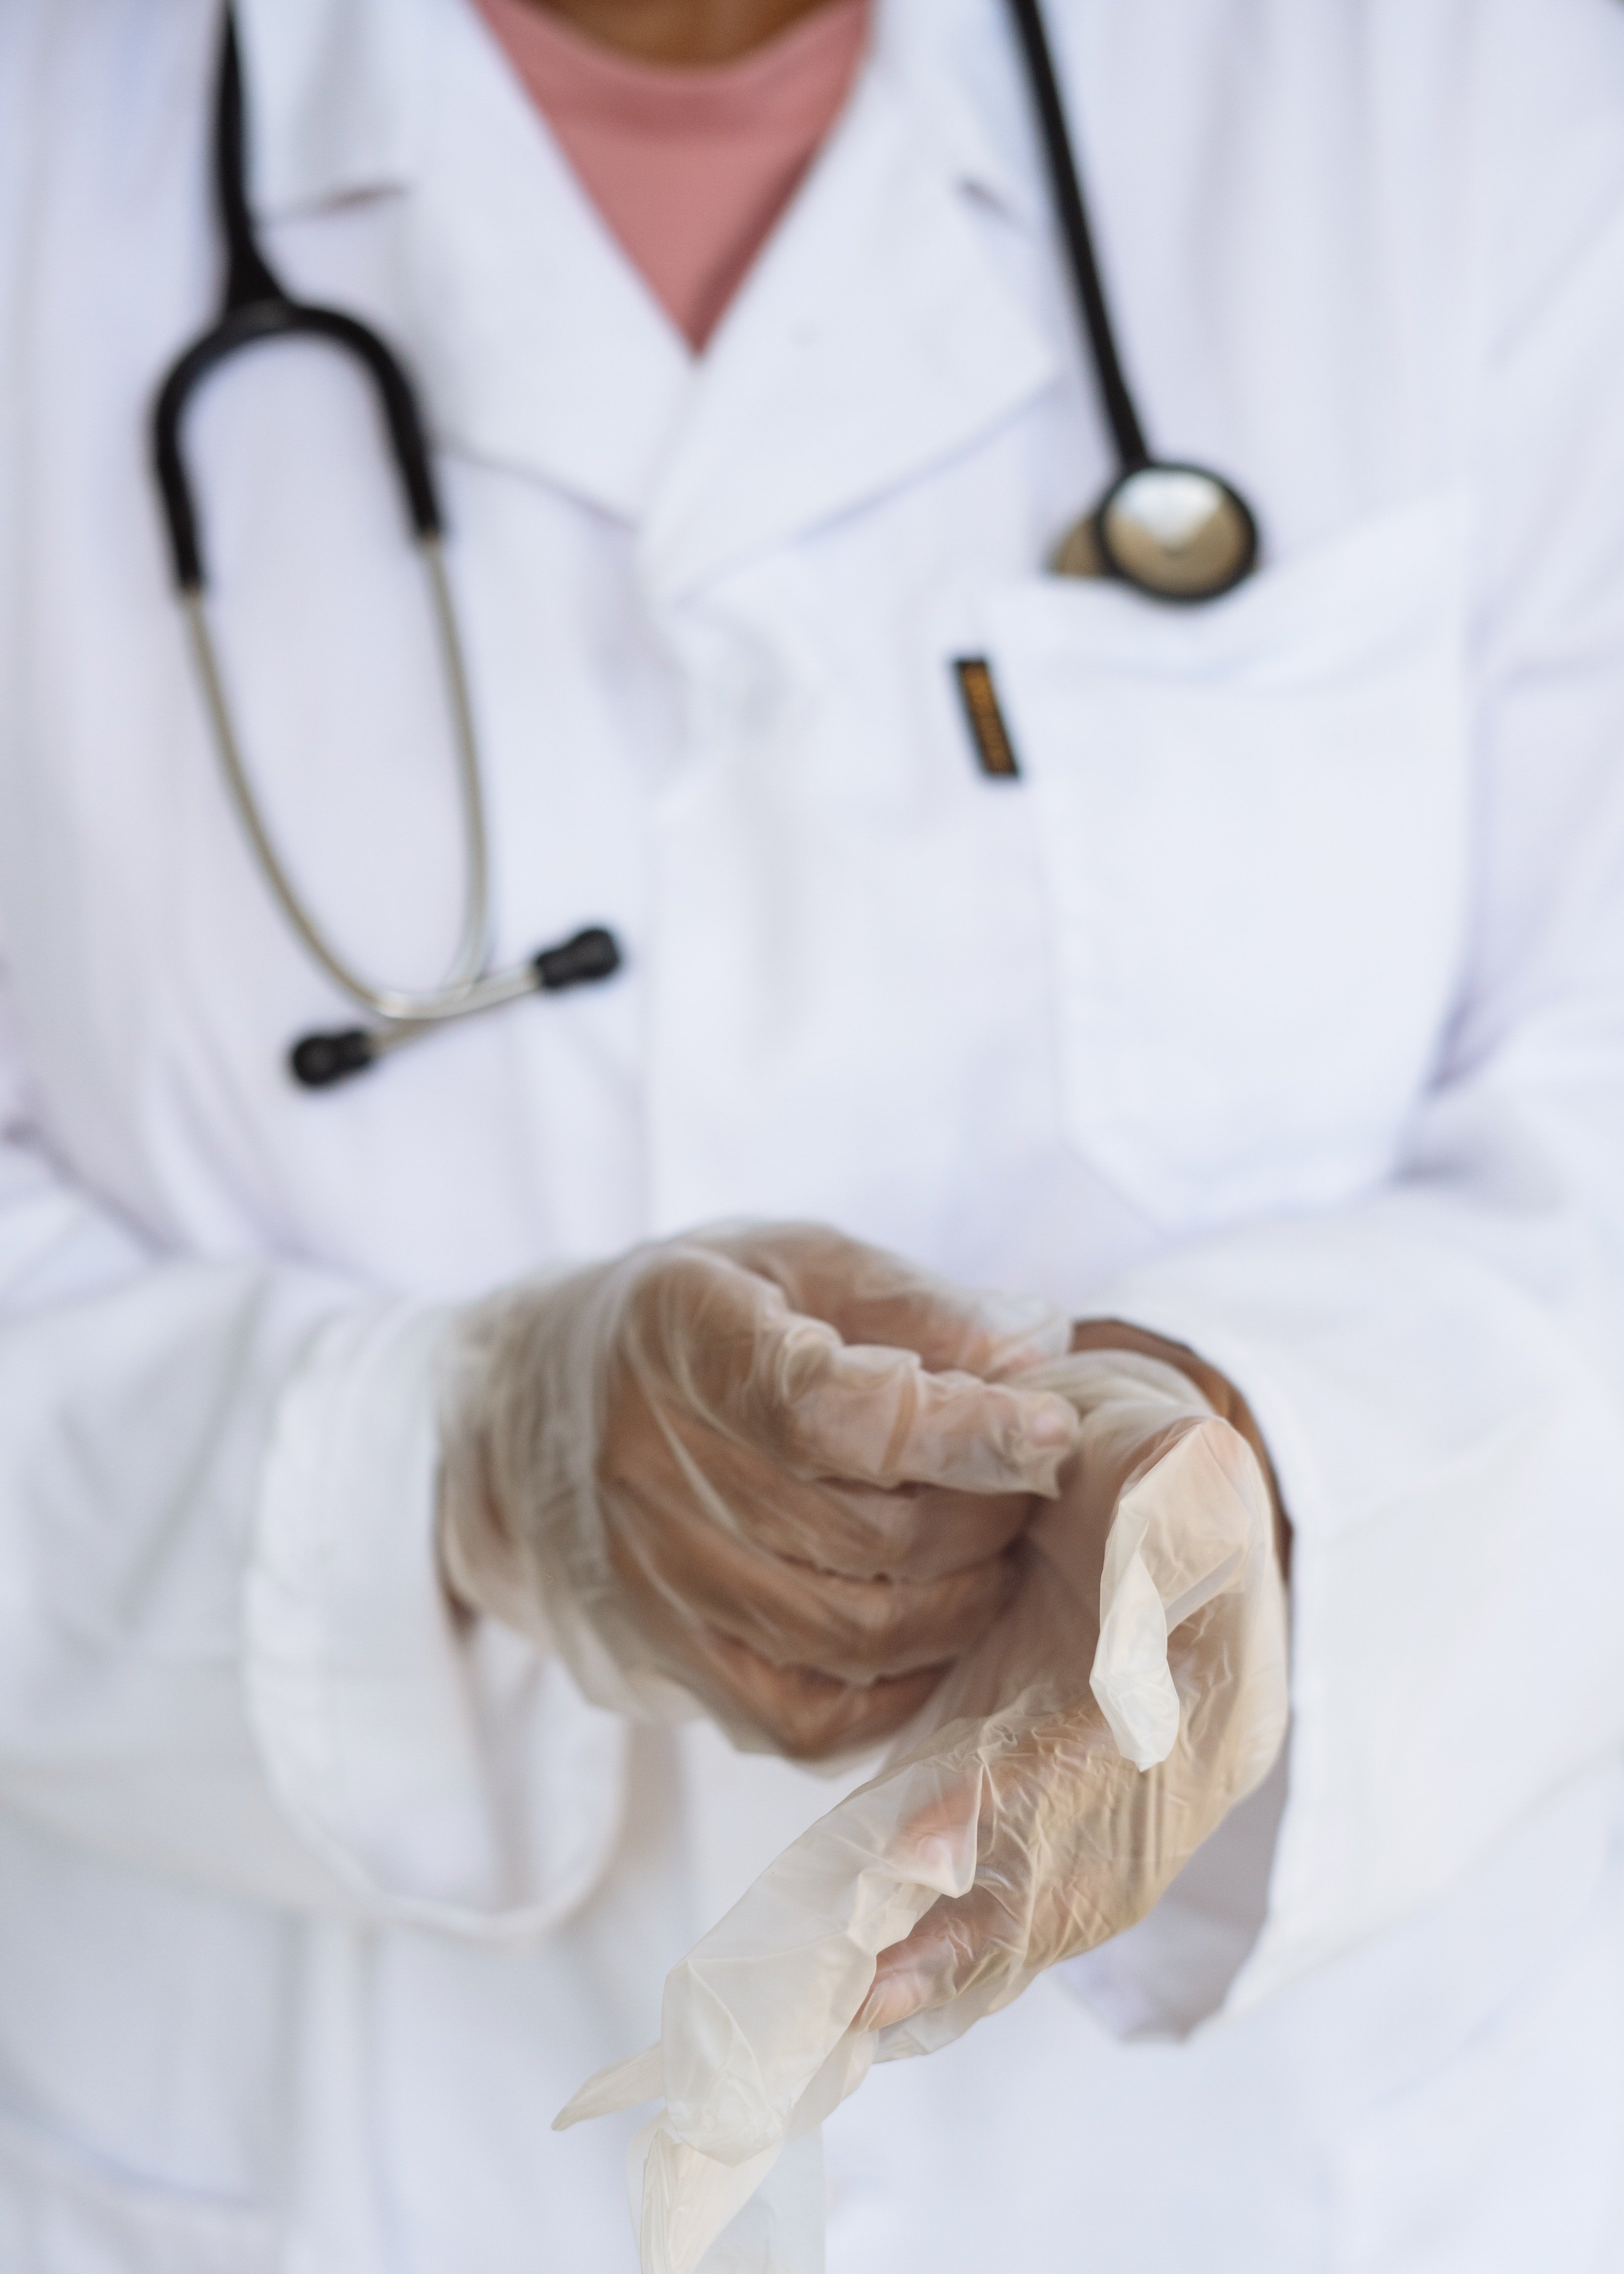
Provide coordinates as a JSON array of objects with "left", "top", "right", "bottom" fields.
[
  {"left": 559, "top": 1349, "right": 1289, "bottom": 2274},
  {"left": 438, "top": 1224, "right": 1081, "bottom": 1759}
]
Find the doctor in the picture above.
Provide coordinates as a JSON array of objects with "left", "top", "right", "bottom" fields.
[{"left": 2, "top": 0, "right": 1624, "bottom": 2267}]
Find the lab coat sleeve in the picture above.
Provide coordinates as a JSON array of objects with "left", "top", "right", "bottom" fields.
[
  {"left": 1072, "top": 104, "right": 1624, "bottom": 2032},
  {"left": 0, "top": 989, "right": 626, "bottom": 1933}
]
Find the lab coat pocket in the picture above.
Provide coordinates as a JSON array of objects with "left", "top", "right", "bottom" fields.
[
  {"left": 0, "top": 2105, "right": 282, "bottom": 2274},
  {"left": 984, "top": 494, "right": 1470, "bottom": 1232}
]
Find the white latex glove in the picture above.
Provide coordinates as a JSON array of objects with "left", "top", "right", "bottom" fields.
[
  {"left": 438, "top": 1224, "right": 1081, "bottom": 1758},
  {"left": 559, "top": 1351, "right": 1289, "bottom": 2274}
]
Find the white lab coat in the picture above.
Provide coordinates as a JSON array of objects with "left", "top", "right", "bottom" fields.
[{"left": 2, "top": 0, "right": 1624, "bottom": 2265}]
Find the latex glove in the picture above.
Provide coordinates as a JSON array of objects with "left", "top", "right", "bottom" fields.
[
  {"left": 559, "top": 1350, "right": 1288, "bottom": 2274},
  {"left": 859, "top": 1347, "right": 1289, "bottom": 2038},
  {"left": 438, "top": 1224, "right": 1081, "bottom": 1759}
]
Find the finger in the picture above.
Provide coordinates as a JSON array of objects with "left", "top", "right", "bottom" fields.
[
  {"left": 751, "top": 1474, "right": 1038, "bottom": 1582},
  {"left": 832, "top": 1481, "right": 1038, "bottom": 1581},
  {"left": 854, "top": 1699, "right": 1156, "bottom": 2032},
  {"left": 773, "top": 1340, "right": 1079, "bottom": 1496},
  {"left": 693, "top": 1637, "right": 946, "bottom": 1761},
  {"left": 856, "top": 1797, "right": 1132, "bottom": 2030},
  {"left": 856, "top": 1888, "right": 1009, "bottom": 2029},
  {"left": 681, "top": 1452, "right": 1038, "bottom": 1582},
  {"left": 707, "top": 1225, "right": 1072, "bottom": 1379},
  {"left": 1131, "top": 1419, "right": 1269, "bottom": 1627},
  {"left": 618, "top": 1249, "right": 1078, "bottom": 1495},
  {"left": 844, "top": 1764, "right": 1004, "bottom": 2032},
  {"left": 620, "top": 1399, "right": 1038, "bottom": 1579},
  {"left": 1087, "top": 1416, "right": 1268, "bottom": 1769},
  {"left": 605, "top": 1481, "right": 1022, "bottom": 1682}
]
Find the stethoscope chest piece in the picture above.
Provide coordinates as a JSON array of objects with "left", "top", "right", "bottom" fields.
[
  {"left": 1052, "top": 463, "right": 1259, "bottom": 601},
  {"left": 1007, "top": 0, "right": 1262, "bottom": 607}
]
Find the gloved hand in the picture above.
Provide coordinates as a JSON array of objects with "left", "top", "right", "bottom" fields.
[
  {"left": 437, "top": 1225, "right": 1081, "bottom": 1759},
  {"left": 558, "top": 1348, "right": 1289, "bottom": 2274},
  {"left": 857, "top": 1346, "right": 1288, "bottom": 2038}
]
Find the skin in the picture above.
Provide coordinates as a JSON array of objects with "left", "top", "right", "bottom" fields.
[{"left": 522, "top": 0, "right": 843, "bottom": 67}]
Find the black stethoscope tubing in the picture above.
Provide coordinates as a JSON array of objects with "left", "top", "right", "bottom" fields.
[
  {"left": 153, "top": 15, "right": 443, "bottom": 587},
  {"left": 151, "top": 1, "right": 1258, "bottom": 1090},
  {"left": 1005, "top": 0, "right": 1149, "bottom": 474}
]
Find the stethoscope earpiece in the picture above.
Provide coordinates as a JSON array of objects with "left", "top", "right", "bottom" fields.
[{"left": 288, "top": 928, "right": 626, "bottom": 1090}]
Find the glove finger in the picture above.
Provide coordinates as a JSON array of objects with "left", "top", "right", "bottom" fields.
[
  {"left": 620, "top": 1249, "right": 1077, "bottom": 1494},
  {"left": 1088, "top": 1419, "right": 1271, "bottom": 1769},
  {"left": 774, "top": 1342, "right": 1077, "bottom": 1495},
  {"left": 617, "top": 1402, "right": 1038, "bottom": 1579},
  {"left": 706, "top": 1224, "right": 1071, "bottom": 1379},
  {"left": 856, "top": 1884, "right": 1014, "bottom": 2030},
  {"left": 833, "top": 1480, "right": 1037, "bottom": 1582},
  {"left": 694, "top": 1638, "right": 946, "bottom": 1761},
  {"left": 856, "top": 1688, "right": 1164, "bottom": 2033},
  {"left": 606, "top": 1480, "right": 1022, "bottom": 1682},
  {"left": 1122, "top": 1419, "right": 1268, "bottom": 1627},
  {"left": 765, "top": 1476, "right": 1038, "bottom": 1582},
  {"left": 839, "top": 1758, "right": 1017, "bottom": 2030}
]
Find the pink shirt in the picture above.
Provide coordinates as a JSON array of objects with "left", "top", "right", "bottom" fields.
[{"left": 469, "top": 0, "right": 872, "bottom": 350}]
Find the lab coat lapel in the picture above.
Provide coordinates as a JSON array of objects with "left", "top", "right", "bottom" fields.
[
  {"left": 237, "top": 0, "right": 1052, "bottom": 551},
  {"left": 235, "top": 0, "right": 422, "bottom": 212},
  {"left": 403, "top": 0, "right": 694, "bottom": 525},
  {"left": 642, "top": 41, "right": 1058, "bottom": 597},
  {"left": 243, "top": 0, "right": 693, "bottom": 525}
]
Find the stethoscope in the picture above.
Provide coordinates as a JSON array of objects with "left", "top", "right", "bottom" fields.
[
  {"left": 152, "top": 1, "right": 1259, "bottom": 1090},
  {"left": 1003, "top": 0, "right": 1259, "bottom": 595}
]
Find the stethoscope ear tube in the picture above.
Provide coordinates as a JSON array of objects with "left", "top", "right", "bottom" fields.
[
  {"left": 152, "top": 13, "right": 445, "bottom": 594},
  {"left": 1005, "top": 0, "right": 1261, "bottom": 603}
]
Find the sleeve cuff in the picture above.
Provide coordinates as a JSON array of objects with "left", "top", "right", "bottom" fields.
[{"left": 244, "top": 1299, "right": 628, "bottom": 1937}]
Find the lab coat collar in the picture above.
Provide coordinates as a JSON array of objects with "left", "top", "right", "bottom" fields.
[
  {"left": 639, "top": 52, "right": 1056, "bottom": 597},
  {"left": 234, "top": 0, "right": 425, "bottom": 215},
  {"left": 234, "top": 0, "right": 1039, "bottom": 226},
  {"left": 871, "top": 0, "right": 1046, "bottom": 226},
  {"left": 401, "top": 4, "right": 697, "bottom": 528},
  {"left": 232, "top": 0, "right": 1059, "bottom": 579}
]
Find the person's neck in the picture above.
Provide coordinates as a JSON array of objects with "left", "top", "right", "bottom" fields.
[{"left": 517, "top": 0, "right": 843, "bottom": 68}]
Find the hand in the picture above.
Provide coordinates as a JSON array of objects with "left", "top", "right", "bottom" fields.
[
  {"left": 437, "top": 1225, "right": 1081, "bottom": 1758},
  {"left": 859, "top": 1347, "right": 1288, "bottom": 2036},
  {"left": 557, "top": 1351, "right": 1289, "bottom": 2274}
]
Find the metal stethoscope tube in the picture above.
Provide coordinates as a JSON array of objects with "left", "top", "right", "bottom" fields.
[{"left": 179, "top": 539, "right": 493, "bottom": 1029}]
